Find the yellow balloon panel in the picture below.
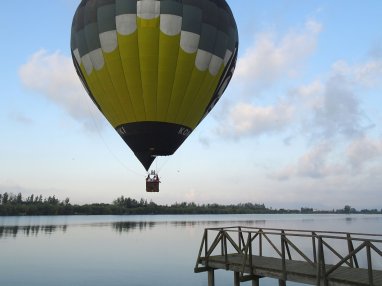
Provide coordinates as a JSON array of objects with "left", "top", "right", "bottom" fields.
[
  {"left": 137, "top": 18, "right": 160, "bottom": 121},
  {"left": 188, "top": 66, "right": 225, "bottom": 128},
  {"left": 79, "top": 62, "right": 120, "bottom": 126},
  {"left": 157, "top": 33, "right": 181, "bottom": 120},
  {"left": 103, "top": 49, "right": 136, "bottom": 123},
  {"left": 117, "top": 32, "right": 146, "bottom": 122}
]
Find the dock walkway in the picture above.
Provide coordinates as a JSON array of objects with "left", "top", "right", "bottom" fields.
[{"left": 194, "top": 227, "right": 382, "bottom": 286}]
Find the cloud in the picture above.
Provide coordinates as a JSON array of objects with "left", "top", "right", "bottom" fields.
[
  {"left": 308, "top": 74, "right": 364, "bottom": 139},
  {"left": 216, "top": 20, "right": 323, "bottom": 139},
  {"left": 332, "top": 59, "right": 382, "bottom": 88},
  {"left": 8, "top": 112, "right": 33, "bottom": 125},
  {"left": 19, "top": 50, "right": 104, "bottom": 131},
  {"left": 304, "top": 57, "right": 381, "bottom": 141},
  {"left": 216, "top": 77, "right": 326, "bottom": 139},
  {"left": 221, "top": 13, "right": 381, "bottom": 142},
  {"left": 346, "top": 136, "right": 382, "bottom": 170},
  {"left": 235, "top": 20, "right": 322, "bottom": 90},
  {"left": 272, "top": 135, "right": 382, "bottom": 181},
  {"left": 217, "top": 101, "right": 294, "bottom": 138},
  {"left": 295, "top": 142, "right": 340, "bottom": 178},
  {"left": 289, "top": 80, "right": 324, "bottom": 109},
  {"left": 271, "top": 142, "right": 345, "bottom": 180},
  {"left": 219, "top": 52, "right": 378, "bottom": 141}
]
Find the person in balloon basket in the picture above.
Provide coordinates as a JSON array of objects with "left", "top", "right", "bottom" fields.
[{"left": 146, "top": 173, "right": 160, "bottom": 183}]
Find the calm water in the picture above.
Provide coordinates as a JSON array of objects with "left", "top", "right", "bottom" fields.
[{"left": 0, "top": 214, "right": 381, "bottom": 286}]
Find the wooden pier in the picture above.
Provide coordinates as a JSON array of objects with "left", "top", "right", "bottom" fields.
[{"left": 194, "top": 226, "right": 382, "bottom": 286}]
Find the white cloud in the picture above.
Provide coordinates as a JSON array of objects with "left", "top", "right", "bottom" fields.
[
  {"left": 304, "top": 57, "right": 382, "bottom": 141},
  {"left": 223, "top": 14, "right": 381, "bottom": 143},
  {"left": 219, "top": 53, "right": 379, "bottom": 143},
  {"left": 346, "top": 136, "right": 382, "bottom": 170},
  {"left": 290, "top": 80, "right": 324, "bottom": 108},
  {"left": 272, "top": 135, "right": 382, "bottom": 182},
  {"left": 216, "top": 20, "right": 323, "bottom": 139},
  {"left": 295, "top": 143, "right": 338, "bottom": 178},
  {"left": 19, "top": 49, "right": 104, "bottom": 131},
  {"left": 332, "top": 59, "right": 382, "bottom": 87},
  {"left": 216, "top": 78, "right": 325, "bottom": 139},
  {"left": 309, "top": 74, "right": 364, "bottom": 139},
  {"left": 235, "top": 20, "right": 322, "bottom": 90},
  {"left": 217, "top": 101, "right": 294, "bottom": 138},
  {"left": 271, "top": 142, "right": 344, "bottom": 180}
]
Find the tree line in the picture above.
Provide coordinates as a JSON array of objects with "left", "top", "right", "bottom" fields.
[{"left": 0, "top": 192, "right": 381, "bottom": 216}]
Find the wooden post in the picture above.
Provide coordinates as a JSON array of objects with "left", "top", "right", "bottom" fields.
[
  {"left": 208, "top": 269, "right": 215, "bottom": 286},
  {"left": 312, "top": 232, "right": 317, "bottom": 263},
  {"left": 205, "top": 230, "right": 208, "bottom": 257},
  {"left": 366, "top": 242, "right": 374, "bottom": 286},
  {"left": 224, "top": 232, "right": 229, "bottom": 270},
  {"left": 234, "top": 271, "right": 240, "bottom": 286},
  {"left": 249, "top": 232, "right": 253, "bottom": 272},
  {"left": 238, "top": 227, "right": 242, "bottom": 250},
  {"left": 347, "top": 233, "right": 359, "bottom": 268},
  {"left": 252, "top": 276, "right": 260, "bottom": 286},
  {"left": 279, "top": 233, "right": 288, "bottom": 286},
  {"left": 281, "top": 233, "right": 287, "bottom": 281},
  {"left": 316, "top": 236, "right": 322, "bottom": 286},
  {"left": 281, "top": 230, "right": 292, "bottom": 260},
  {"left": 221, "top": 229, "right": 224, "bottom": 255}
]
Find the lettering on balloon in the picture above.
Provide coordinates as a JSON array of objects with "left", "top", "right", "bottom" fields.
[
  {"left": 178, "top": 127, "right": 191, "bottom": 137},
  {"left": 117, "top": 126, "right": 127, "bottom": 135}
]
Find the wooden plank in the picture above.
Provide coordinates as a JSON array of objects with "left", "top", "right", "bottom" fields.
[
  {"left": 240, "top": 275, "right": 261, "bottom": 282},
  {"left": 200, "top": 254, "right": 382, "bottom": 286}
]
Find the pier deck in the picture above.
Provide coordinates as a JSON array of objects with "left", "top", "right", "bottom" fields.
[
  {"left": 194, "top": 227, "right": 382, "bottom": 286},
  {"left": 199, "top": 253, "right": 382, "bottom": 285}
]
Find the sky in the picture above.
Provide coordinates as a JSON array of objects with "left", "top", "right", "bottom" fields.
[{"left": 1, "top": 0, "right": 382, "bottom": 209}]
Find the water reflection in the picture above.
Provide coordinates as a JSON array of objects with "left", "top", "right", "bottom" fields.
[
  {"left": 254, "top": 219, "right": 266, "bottom": 225},
  {"left": 0, "top": 224, "right": 67, "bottom": 238},
  {"left": 112, "top": 221, "right": 156, "bottom": 233},
  {"left": 345, "top": 217, "right": 354, "bottom": 222},
  {"left": 2, "top": 214, "right": 382, "bottom": 238},
  {"left": 0, "top": 219, "right": 256, "bottom": 238},
  {"left": 171, "top": 219, "right": 257, "bottom": 228},
  {"left": 111, "top": 219, "right": 260, "bottom": 233},
  {"left": 0, "top": 219, "right": 261, "bottom": 238}
]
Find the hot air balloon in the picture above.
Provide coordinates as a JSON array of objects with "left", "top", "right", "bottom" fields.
[{"left": 71, "top": 0, "right": 238, "bottom": 174}]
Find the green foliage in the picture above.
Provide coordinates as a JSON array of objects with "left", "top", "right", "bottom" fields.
[
  {"left": 0, "top": 192, "right": 73, "bottom": 216},
  {"left": 0, "top": 192, "right": 381, "bottom": 216}
]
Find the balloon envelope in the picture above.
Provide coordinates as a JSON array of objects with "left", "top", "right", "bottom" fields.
[{"left": 71, "top": 0, "right": 238, "bottom": 170}]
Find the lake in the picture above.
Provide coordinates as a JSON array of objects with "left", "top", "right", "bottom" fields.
[{"left": 1, "top": 214, "right": 381, "bottom": 286}]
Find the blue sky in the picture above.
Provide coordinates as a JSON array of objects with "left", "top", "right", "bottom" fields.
[{"left": 1, "top": 0, "right": 382, "bottom": 209}]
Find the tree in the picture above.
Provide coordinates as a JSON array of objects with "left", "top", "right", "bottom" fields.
[
  {"left": 2, "top": 192, "right": 9, "bottom": 204},
  {"left": 344, "top": 205, "right": 351, "bottom": 214},
  {"left": 16, "top": 193, "right": 22, "bottom": 204},
  {"left": 27, "top": 194, "right": 34, "bottom": 204}
]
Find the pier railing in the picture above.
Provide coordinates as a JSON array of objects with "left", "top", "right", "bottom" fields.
[{"left": 194, "top": 226, "right": 382, "bottom": 285}]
